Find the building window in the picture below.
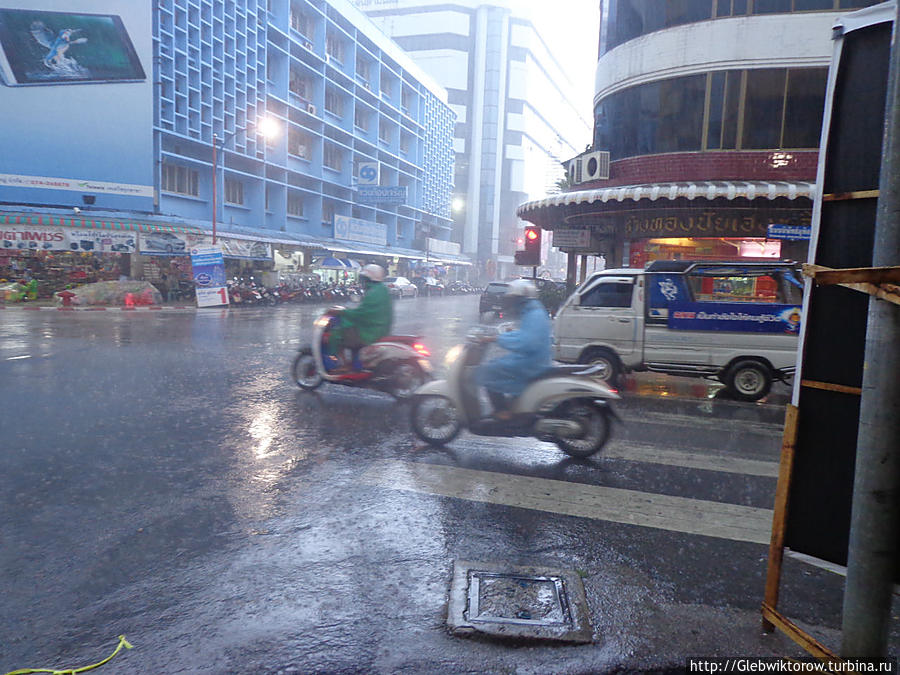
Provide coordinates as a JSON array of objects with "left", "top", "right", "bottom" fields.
[
  {"left": 356, "top": 56, "right": 370, "bottom": 84},
  {"left": 224, "top": 178, "right": 243, "bottom": 205},
  {"left": 290, "top": 6, "right": 312, "bottom": 38},
  {"left": 161, "top": 164, "right": 199, "bottom": 197},
  {"left": 354, "top": 107, "right": 369, "bottom": 131},
  {"left": 399, "top": 133, "right": 410, "bottom": 154},
  {"left": 322, "top": 201, "right": 335, "bottom": 225},
  {"left": 401, "top": 87, "right": 411, "bottom": 112},
  {"left": 396, "top": 222, "right": 404, "bottom": 239},
  {"left": 325, "top": 32, "right": 343, "bottom": 63},
  {"left": 325, "top": 88, "right": 343, "bottom": 117},
  {"left": 606, "top": 0, "right": 880, "bottom": 54},
  {"left": 287, "top": 192, "right": 304, "bottom": 216},
  {"left": 594, "top": 67, "right": 827, "bottom": 158},
  {"left": 324, "top": 143, "right": 342, "bottom": 171},
  {"left": 288, "top": 127, "right": 311, "bottom": 159},
  {"left": 379, "top": 120, "right": 391, "bottom": 143},
  {"left": 380, "top": 73, "right": 392, "bottom": 98},
  {"left": 289, "top": 68, "right": 309, "bottom": 100},
  {"left": 265, "top": 185, "right": 272, "bottom": 211}
]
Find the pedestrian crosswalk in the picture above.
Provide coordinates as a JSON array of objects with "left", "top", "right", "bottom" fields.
[
  {"left": 360, "top": 457, "right": 774, "bottom": 545},
  {"left": 359, "top": 397, "right": 784, "bottom": 545}
]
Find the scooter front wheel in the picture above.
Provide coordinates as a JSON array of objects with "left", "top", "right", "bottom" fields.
[
  {"left": 553, "top": 401, "right": 612, "bottom": 459},
  {"left": 293, "top": 348, "right": 324, "bottom": 390},
  {"left": 410, "top": 395, "right": 461, "bottom": 446}
]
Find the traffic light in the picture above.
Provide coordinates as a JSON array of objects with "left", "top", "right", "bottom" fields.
[{"left": 515, "top": 226, "right": 542, "bottom": 266}]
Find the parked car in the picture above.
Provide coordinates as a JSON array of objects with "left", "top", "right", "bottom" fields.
[
  {"left": 144, "top": 231, "right": 186, "bottom": 253},
  {"left": 412, "top": 276, "right": 445, "bottom": 296},
  {"left": 479, "top": 281, "right": 509, "bottom": 317},
  {"left": 384, "top": 276, "right": 418, "bottom": 298}
]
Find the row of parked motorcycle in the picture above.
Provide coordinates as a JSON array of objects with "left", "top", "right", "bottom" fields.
[{"left": 227, "top": 277, "right": 363, "bottom": 306}]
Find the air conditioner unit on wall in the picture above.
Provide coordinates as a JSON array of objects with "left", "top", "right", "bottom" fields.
[
  {"left": 306, "top": 103, "right": 317, "bottom": 115},
  {"left": 567, "top": 157, "right": 582, "bottom": 185},
  {"left": 581, "top": 150, "right": 610, "bottom": 182}
]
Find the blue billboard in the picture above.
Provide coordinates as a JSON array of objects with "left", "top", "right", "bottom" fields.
[
  {"left": 0, "top": 2, "right": 153, "bottom": 212},
  {"left": 667, "top": 302, "right": 802, "bottom": 334}
]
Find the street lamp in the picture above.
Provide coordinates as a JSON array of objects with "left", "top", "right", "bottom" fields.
[{"left": 212, "top": 117, "right": 279, "bottom": 244}]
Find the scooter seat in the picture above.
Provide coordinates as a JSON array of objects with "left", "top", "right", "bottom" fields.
[
  {"left": 532, "top": 364, "right": 600, "bottom": 380},
  {"left": 377, "top": 335, "right": 422, "bottom": 345}
]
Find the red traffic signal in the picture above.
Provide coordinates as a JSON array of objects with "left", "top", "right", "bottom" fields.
[{"left": 516, "top": 226, "right": 542, "bottom": 266}]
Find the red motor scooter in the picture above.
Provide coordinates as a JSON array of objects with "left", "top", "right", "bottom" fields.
[{"left": 292, "top": 307, "right": 432, "bottom": 399}]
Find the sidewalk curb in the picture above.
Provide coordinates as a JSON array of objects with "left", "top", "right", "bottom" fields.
[{"left": 0, "top": 304, "right": 199, "bottom": 312}]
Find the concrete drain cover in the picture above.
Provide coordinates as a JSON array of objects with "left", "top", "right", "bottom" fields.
[{"left": 447, "top": 560, "right": 592, "bottom": 643}]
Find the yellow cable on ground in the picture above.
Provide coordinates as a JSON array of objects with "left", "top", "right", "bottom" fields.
[{"left": 3, "top": 635, "right": 133, "bottom": 675}]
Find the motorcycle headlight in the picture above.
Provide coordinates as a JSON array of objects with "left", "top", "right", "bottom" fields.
[
  {"left": 444, "top": 344, "right": 463, "bottom": 367},
  {"left": 313, "top": 314, "right": 330, "bottom": 328}
]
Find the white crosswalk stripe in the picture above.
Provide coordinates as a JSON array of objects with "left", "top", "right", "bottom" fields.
[
  {"left": 604, "top": 441, "right": 779, "bottom": 477},
  {"left": 361, "top": 459, "right": 774, "bottom": 545}
]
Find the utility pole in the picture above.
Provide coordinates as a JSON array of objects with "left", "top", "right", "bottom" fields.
[{"left": 840, "top": 4, "right": 900, "bottom": 656}]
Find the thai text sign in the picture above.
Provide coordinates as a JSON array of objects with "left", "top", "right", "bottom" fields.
[
  {"left": 0, "top": 225, "right": 136, "bottom": 253},
  {"left": 668, "top": 301, "right": 802, "bottom": 334},
  {"left": 357, "top": 186, "right": 407, "bottom": 205},
  {"left": 767, "top": 224, "right": 812, "bottom": 240},
  {"left": 334, "top": 215, "right": 387, "bottom": 246}
]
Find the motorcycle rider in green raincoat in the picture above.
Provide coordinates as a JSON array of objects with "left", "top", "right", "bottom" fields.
[{"left": 329, "top": 264, "right": 393, "bottom": 371}]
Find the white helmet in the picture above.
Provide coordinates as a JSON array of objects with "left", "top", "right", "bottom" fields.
[
  {"left": 360, "top": 264, "right": 386, "bottom": 282},
  {"left": 506, "top": 278, "right": 537, "bottom": 298}
]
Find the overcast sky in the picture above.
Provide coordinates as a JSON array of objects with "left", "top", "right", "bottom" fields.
[{"left": 527, "top": 0, "right": 600, "bottom": 124}]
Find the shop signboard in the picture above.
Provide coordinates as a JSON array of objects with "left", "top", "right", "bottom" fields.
[
  {"left": 190, "top": 245, "right": 228, "bottom": 307},
  {"left": 667, "top": 301, "right": 802, "bottom": 334},
  {"left": 334, "top": 215, "right": 387, "bottom": 246},
  {"left": 0, "top": 224, "right": 136, "bottom": 253},
  {"left": 219, "top": 237, "right": 271, "bottom": 260},
  {"left": 357, "top": 185, "right": 407, "bottom": 205},
  {"left": 766, "top": 224, "right": 812, "bottom": 240},
  {"left": 552, "top": 228, "right": 593, "bottom": 252},
  {"left": 139, "top": 230, "right": 191, "bottom": 255}
]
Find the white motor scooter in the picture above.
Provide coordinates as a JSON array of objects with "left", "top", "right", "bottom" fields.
[
  {"left": 409, "top": 324, "right": 621, "bottom": 458},
  {"left": 293, "top": 307, "right": 432, "bottom": 399}
]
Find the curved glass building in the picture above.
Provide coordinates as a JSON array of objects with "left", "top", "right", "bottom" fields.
[{"left": 518, "top": 0, "right": 879, "bottom": 270}]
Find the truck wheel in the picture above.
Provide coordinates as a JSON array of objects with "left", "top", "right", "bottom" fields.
[
  {"left": 725, "top": 360, "right": 772, "bottom": 401},
  {"left": 579, "top": 348, "right": 620, "bottom": 386}
]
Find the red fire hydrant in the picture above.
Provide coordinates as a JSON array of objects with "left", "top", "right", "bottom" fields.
[{"left": 57, "top": 290, "right": 76, "bottom": 307}]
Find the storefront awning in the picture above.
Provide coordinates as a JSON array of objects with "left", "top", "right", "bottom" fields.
[
  {"left": 517, "top": 181, "right": 816, "bottom": 216},
  {"left": 0, "top": 212, "right": 204, "bottom": 235}
]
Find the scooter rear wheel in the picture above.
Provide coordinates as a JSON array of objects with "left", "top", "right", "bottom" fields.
[
  {"left": 410, "top": 395, "right": 461, "bottom": 446},
  {"left": 293, "top": 348, "right": 324, "bottom": 390},
  {"left": 553, "top": 401, "right": 612, "bottom": 458},
  {"left": 387, "top": 360, "right": 428, "bottom": 400}
]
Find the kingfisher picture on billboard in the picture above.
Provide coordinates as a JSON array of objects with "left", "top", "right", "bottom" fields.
[{"left": 0, "top": 9, "right": 145, "bottom": 86}]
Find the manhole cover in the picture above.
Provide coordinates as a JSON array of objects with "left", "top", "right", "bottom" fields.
[{"left": 447, "top": 561, "right": 592, "bottom": 643}]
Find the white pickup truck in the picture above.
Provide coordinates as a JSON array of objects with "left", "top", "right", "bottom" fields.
[{"left": 553, "top": 260, "right": 803, "bottom": 401}]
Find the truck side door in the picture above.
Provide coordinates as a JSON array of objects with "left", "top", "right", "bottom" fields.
[{"left": 568, "top": 276, "right": 639, "bottom": 358}]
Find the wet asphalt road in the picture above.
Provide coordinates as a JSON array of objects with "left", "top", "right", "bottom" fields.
[{"left": 0, "top": 296, "right": 893, "bottom": 673}]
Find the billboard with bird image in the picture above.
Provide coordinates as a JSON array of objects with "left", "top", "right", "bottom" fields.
[{"left": 0, "top": 8, "right": 144, "bottom": 85}]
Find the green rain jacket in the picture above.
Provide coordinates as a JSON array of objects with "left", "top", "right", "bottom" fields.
[{"left": 340, "top": 281, "right": 393, "bottom": 344}]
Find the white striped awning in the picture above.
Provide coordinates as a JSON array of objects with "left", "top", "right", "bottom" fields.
[{"left": 516, "top": 181, "right": 816, "bottom": 216}]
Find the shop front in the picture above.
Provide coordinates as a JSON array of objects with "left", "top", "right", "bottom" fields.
[{"left": 517, "top": 181, "right": 814, "bottom": 282}]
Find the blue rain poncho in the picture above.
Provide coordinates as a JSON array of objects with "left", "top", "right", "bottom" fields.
[{"left": 476, "top": 298, "right": 552, "bottom": 396}]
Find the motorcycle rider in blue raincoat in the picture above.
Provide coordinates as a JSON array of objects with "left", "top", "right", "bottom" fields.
[{"left": 476, "top": 279, "right": 552, "bottom": 418}]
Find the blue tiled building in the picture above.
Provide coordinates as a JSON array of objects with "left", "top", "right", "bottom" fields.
[
  {"left": 155, "top": 0, "right": 455, "bottom": 255},
  {"left": 0, "top": 0, "right": 457, "bottom": 268}
]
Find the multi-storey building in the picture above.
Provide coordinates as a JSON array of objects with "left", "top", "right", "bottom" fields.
[
  {"left": 356, "top": 0, "right": 593, "bottom": 279},
  {"left": 518, "top": 0, "right": 881, "bottom": 275},
  {"left": 0, "top": 0, "right": 459, "bottom": 282}
]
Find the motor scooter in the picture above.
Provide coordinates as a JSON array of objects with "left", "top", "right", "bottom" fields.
[
  {"left": 293, "top": 307, "right": 432, "bottom": 399},
  {"left": 409, "top": 324, "right": 620, "bottom": 458}
]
